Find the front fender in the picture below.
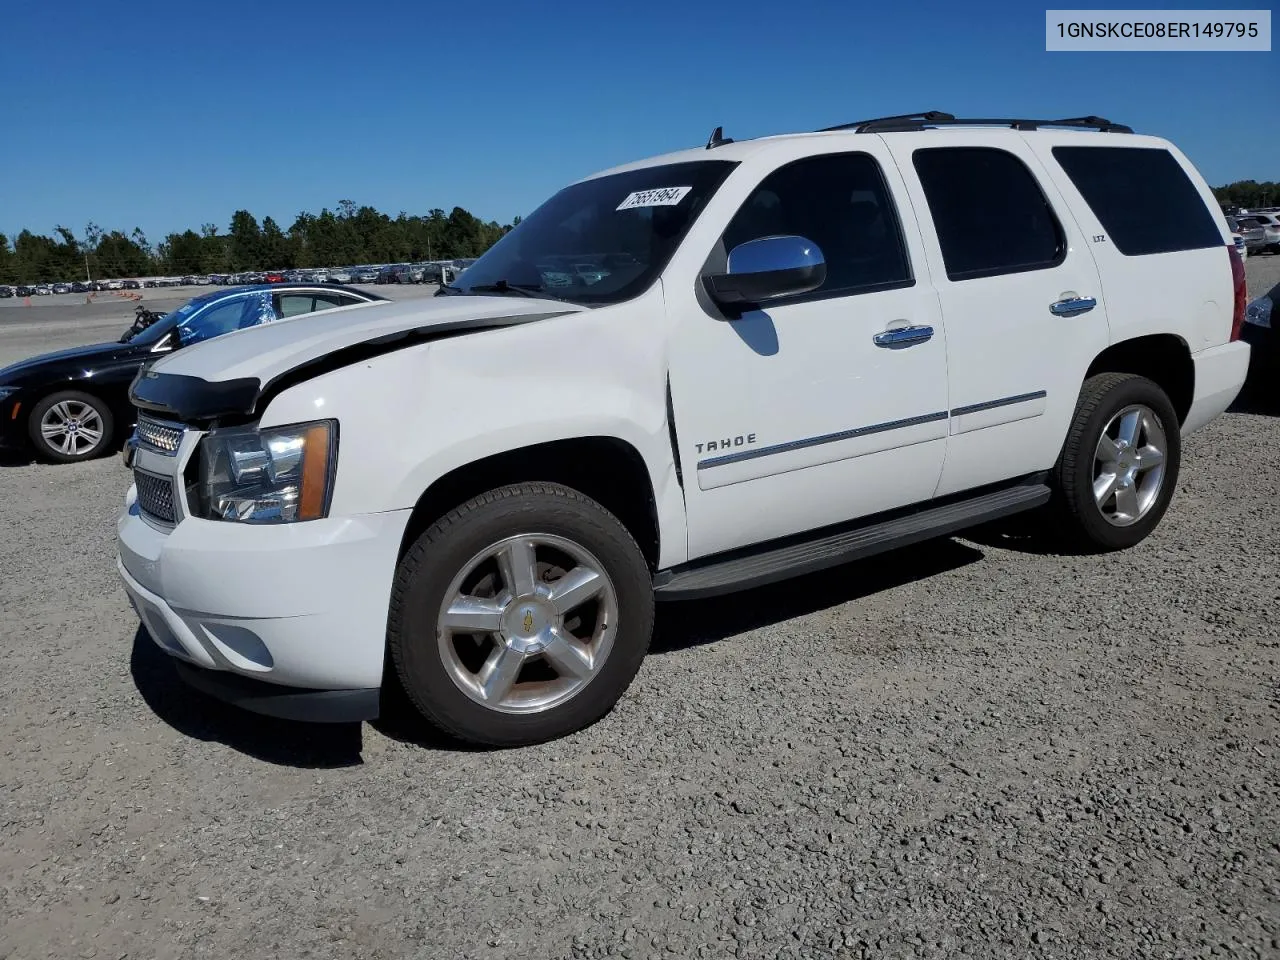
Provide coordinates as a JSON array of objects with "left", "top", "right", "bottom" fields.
[{"left": 260, "top": 300, "right": 691, "bottom": 568}]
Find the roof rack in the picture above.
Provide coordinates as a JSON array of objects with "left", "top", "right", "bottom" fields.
[
  {"left": 820, "top": 111, "right": 955, "bottom": 132},
  {"left": 820, "top": 112, "right": 1133, "bottom": 134}
]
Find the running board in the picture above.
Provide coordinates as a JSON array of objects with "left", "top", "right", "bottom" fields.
[{"left": 653, "top": 481, "right": 1051, "bottom": 601}]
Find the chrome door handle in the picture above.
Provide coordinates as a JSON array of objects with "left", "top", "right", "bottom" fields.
[
  {"left": 873, "top": 325, "right": 934, "bottom": 348},
  {"left": 1049, "top": 296, "right": 1097, "bottom": 317}
]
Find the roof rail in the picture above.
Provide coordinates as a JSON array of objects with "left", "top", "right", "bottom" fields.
[
  {"left": 819, "top": 111, "right": 954, "bottom": 133},
  {"left": 823, "top": 113, "right": 1133, "bottom": 134}
]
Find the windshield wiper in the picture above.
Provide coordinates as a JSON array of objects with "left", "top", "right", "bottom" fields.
[
  {"left": 434, "top": 284, "right": 465, "bottom": 296},
  {"left": 465, "top": 280, "right": 547, "bottom": 298}
]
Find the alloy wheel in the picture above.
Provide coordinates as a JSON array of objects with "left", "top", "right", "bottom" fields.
[
  {"left": 40, "top": 400, "right": 105, "bottom": 457},
  {"left": 1092, "top": 403, "right": 1167, "bottom": 527},
  {"left": 436, "top": 533, "right": 619, "bottom": 714}
]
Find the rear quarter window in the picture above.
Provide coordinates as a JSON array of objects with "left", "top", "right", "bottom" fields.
[{"left": 1052, "top": 146, "right": 1222, "bottom": 256}]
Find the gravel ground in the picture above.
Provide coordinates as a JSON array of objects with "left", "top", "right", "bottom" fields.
[{"left": 0, "top": 264, "right": 1278, "bottom": 960}]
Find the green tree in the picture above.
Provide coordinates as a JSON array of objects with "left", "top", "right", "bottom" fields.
[
  {"left": 95, "top": 230, "right": 151, "bottom": 278},
  {"left": 0, "top": 234, "right": 16, "bottom": 284},
  {"left": 227, "top": 210, "right": 263, "bottom": 270},
  {"left": 162, "top": 230, "right": 205, "bottom": 275},
  {"left": 260, "top": 216, "right": 292, "bottom": 268}
]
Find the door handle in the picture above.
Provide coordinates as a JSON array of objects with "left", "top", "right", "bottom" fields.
[
  {"left": 873, "top": 325, "right": 934, "bottom": 348},
  {"left": 1049, "top": 296, "right": 1097, "bottom": 317}
]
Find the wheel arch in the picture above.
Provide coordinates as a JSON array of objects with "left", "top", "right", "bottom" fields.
[
  {"left": 396, "top": 436, "right": 662, "bottom": 572},
  {"left": 1086, "top": 334, "right": 1194, "bottom": 425}
]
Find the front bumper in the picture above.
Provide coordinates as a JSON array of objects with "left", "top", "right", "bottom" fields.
[
  {"left": 0, "top": 393, "right": 28, "bottom": 448},
  {"left": 118, "top": 490, "right": 412, "bottom": 721}
]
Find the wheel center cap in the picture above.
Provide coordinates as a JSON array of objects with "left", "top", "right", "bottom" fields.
[{"left": 501, "top": 596, "right": 555, "bottom": 650}]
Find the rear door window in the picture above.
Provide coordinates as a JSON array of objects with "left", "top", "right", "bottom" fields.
[
  {"left": 912, "top": 147, "right": 1064, "bottom": 281},
  {"left": 1052, "top": 146, "right": 1222, "bottom": 256}
]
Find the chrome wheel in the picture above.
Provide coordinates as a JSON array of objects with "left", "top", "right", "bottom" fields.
[
  {"left": 40, "top": 400, "right": 105, "bottom": 457},
  {"left": 1093, "top": 403, "right": 1166, "bottom": 527},
  {"left": 436, "top": 533, "right": 619, "bottom": 715}
]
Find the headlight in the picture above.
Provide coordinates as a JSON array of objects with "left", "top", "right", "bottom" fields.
[
  {"left": 1245, "top": 295, "right": 1272, "bottom": 329},
  {"left": 193, "top": 420, "right": 337, "bottom": 523},
  {"left": 0, "top": 386, "right": 18, "bottom": 402}
]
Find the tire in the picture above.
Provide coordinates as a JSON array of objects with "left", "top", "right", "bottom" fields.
[
  {"left": 1050, "top": 372, "right": 1181, "bottom": 551},
  {"left": 388, "top": 482, "right": 654, "bottom": 747},
  {"left": 28, "top": 390, "right": 115, "bottom": 463}
]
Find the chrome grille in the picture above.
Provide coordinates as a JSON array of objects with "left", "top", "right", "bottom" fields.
[
  {"left": 136, "top": 416, "right": 184, "bottom": 454},
  {"left": 135, "top": 471, "right": 177, "bottom": 524}
]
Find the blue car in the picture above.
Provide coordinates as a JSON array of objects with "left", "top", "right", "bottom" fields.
[{"left": 0, "top": 284, "right": 387, "bottom": 463}]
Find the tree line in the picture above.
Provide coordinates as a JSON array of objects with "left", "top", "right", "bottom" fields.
[
  {"left": 1213, "top": 179, "right": 1279, "bottom": 211},
  {"left": 0, "top": 201, "right": 520, "bottom": 284}
]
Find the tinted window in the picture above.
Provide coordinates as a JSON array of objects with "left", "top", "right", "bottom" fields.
[
  {"left": 720, "top": 152, "right": 911, "bottom": 297},
  {"left": 313, "top": 292, "right": 364, "bottom": 308},
  {"left": 454, "top": 160, "right": 736, "bottom": 305},
  {"left": 914, "top": 147, "right": 1064, "bottom": 281},
  {"left": 1052, "top": 146, "right": 1221, "bottom": 256},
  {"left": 278, "top": 294, "right": 316, "bottom": 318}
]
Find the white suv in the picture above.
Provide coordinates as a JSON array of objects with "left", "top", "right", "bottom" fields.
[{"left": 117, "top": 112, "right": 1251, "bottom": 746}]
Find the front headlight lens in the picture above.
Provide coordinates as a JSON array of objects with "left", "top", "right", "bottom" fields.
[
  {"left": 0, "top": 386, "right": 18, "bottom": 402},
  {"left": 194, "top": 420, "right": 337, "bottom": 523},
  {"left": 1245, "top": 295, "right": 1272, "bottom": 329}
]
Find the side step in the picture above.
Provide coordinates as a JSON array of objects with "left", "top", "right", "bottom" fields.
[{"left": 653, "top": 481, "right": 1051, "bottom": 601}]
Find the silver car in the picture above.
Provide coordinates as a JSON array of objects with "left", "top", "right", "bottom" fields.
[{"left": 1238, "top": 214, "right": 1280, "bottom": 253}]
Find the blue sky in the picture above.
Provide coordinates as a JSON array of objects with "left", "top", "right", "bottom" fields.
[{"left": 0, "top": 0, "right": 1275, "bottom": 243}]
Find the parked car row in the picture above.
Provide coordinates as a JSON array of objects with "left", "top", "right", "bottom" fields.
[{"left": 1, "top": 259, "right": 480, "bottom": 296}]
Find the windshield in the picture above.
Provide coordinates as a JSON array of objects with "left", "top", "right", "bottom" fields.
[
  {"left": 125, "top": 296, "right": 210, "bottom": 344},
  {"left": 451, "top": 160, "right": 737, "bottom": 305}
]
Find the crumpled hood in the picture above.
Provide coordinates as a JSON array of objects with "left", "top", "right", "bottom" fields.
[
  {"left": 148, "top": 294, "right": 582, "bottom": 386},
  {"left": 131, "top": 294, "right": 584, "bottom": 422}
]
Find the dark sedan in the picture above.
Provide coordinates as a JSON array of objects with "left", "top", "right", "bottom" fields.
[
  {"left": 0, "top": 283, "right": 387, "bottom": 463},
  {"left": 1242, "top": 283, "right": 1276, "bottom": 386}
]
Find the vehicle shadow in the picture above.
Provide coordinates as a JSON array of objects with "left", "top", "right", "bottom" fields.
[
  {"left": 376, "top": 537, "right": 988, "bottom": 750},
  {"left": 650, "top": 537, "right": 985, "bottom": 654},
  {"left": 1229, "top": 385, "right": 1279, "bottom": 417},
  {"left": 129, "top": 628, "right": 365, "bottom": 768},
  {"left": 0, "top": 448, "right": 34, "bottom": 468},
  {"left": 132, "top": 538, "right": 989, "bottom": 758}
]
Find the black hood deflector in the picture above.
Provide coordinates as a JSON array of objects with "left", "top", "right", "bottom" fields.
[{"left": 129, "top": 310, "right": 570, "bottom": 423}]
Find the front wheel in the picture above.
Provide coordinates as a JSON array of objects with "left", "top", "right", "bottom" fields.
[
  {"left": 28, "top": 390, "right": 115, "bottom": 463},
  {"left": 388, "top": 483, "right": 654, "bottom": 746},
  {"left": 1050, "top": 372, "right": 1181, "bottom": 551}
]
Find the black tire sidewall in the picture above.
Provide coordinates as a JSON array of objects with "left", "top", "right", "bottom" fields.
[
  {"left": 389, "top": 486, "right": 654, "bottom": 747},
  {"left": 28, "top": 391, "right": 115, "bottom": 463},
  {"left": 1060, "top": 375, "right": 1181, "bottom": 550}
]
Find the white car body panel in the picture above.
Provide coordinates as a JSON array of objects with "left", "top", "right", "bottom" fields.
[
  {"left": 116, "top": 122, "right": 1250, "bottom": 702},
  {"left": 661, "top": 135, "right": 948, "bottom": 557}
]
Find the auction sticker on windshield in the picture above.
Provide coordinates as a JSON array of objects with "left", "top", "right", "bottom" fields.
[{"left": 616, "top": 187, "right": 693, "bottom": 210}]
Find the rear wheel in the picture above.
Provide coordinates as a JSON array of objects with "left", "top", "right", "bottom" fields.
[
  {"left": 388, "top": 483, "right": 654, "bottom": 746},
  {"left": 28, "top": 391, "right": 114, "bottom": 463},
  {"left": 1050, "top": 373, "right": 1180, "bottom": 551}
]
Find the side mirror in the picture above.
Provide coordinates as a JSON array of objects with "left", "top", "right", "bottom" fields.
[{"left": 702, "top": 235, "right": 826, "bottom": 309}]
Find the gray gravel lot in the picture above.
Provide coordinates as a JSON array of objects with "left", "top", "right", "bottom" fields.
[{"left": 0, "top": 267, "right": 1278, "bottom": 960}]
